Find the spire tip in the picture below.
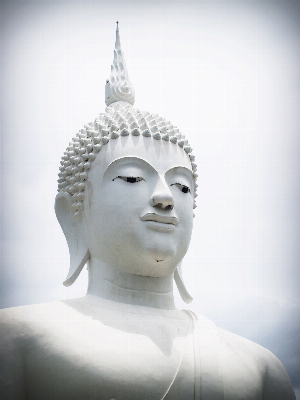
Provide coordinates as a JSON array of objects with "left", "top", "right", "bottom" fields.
[{"left": 105, "top": 23, "right": 135, "bottom": 107}]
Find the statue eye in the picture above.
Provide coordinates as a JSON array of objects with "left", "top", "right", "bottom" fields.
[
  {"left": 113, "top": 176, "right": 145, "bottom": 183},
  {"left": 171, "top": 183, "right": 191, "bottom": 194}
]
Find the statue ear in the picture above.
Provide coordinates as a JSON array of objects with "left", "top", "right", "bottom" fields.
[
  {"left": 174, "top": 263, "right": 193, "bottom": 304},
  {"left": 55, "top": 192, "right": 89, "bottom": 287}
]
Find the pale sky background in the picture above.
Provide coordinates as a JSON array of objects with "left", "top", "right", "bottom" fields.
[{"left": 1, "top": 0, "right": 300, "bottom": 396}]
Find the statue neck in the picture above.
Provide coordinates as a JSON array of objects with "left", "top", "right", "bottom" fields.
[{"left": 86, "top": 257, "right": 176, "bottom": 310}]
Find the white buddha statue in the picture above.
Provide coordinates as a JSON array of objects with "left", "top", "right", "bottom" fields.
[{"left": 0, "top": 24, "right": 296, "bottom": 400}]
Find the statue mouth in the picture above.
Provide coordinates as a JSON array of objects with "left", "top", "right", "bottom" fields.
[{"left": 140, "top": 213, "right": 179, "bottom": 231}]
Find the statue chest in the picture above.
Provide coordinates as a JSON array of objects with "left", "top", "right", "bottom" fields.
[
  {"left": 19, "top": 303, "right": 265, "bottom": 400},
  {"left": 23, "top": 311, "right": 194, "bottom": 400}
]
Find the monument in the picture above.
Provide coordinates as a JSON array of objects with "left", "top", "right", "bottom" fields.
[{"left": 0, "top": 24, "right": 296, "bottom": 399}]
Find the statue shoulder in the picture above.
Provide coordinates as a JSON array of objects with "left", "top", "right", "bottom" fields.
[
  {"left": 187, "top": 312, "right": 295, "bottom": 400},
  {"left": 211, "top": 322, "right": 295, "bottom": 399},
  {"left": 0, "top": 301, "right": 83, "bottom": 398},
  {"left": 0, "top": 300, "right": 81, "bottom": 355},
  {"left": 217, "top": 327, "right": 295, "bottom": 399},
  {"left": 0, "top": 303, "right": 51, "bottom": 397},
  {"left": 0, "top": 301, "right": 68, "bottom": 331}
]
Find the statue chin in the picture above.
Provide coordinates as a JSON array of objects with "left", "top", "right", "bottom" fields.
[
  {"left": 96, "top": 255, "right": 179, "bottom": 279},
  {"left": 0, "top": 24, "right": 296, "bottom": 400},
  {"left": 88, "top": 241, "right": 185, "bottom": 279}
]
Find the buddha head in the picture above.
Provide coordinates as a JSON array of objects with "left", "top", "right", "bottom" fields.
[{"left": 55, "top": 24, "right": 198, "bottom": 303}]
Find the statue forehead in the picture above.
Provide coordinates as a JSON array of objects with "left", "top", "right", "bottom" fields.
[{"left": 90, "top": 135, "right": 193, "bottom": 178}]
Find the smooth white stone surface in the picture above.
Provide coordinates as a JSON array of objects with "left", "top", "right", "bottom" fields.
[{"left": 0, "top": 297, "right": 295, "bottom": 399}]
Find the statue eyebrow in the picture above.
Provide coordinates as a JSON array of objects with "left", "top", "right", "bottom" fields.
[
  {"left": 106, "top": 157, "right": 194, "bottom": 177},
  {"left": 166, "top": 166, "right": 194, "bottom": 180},
  {"left": 105, "top": 156, "right": 155, "bottom": 172}
]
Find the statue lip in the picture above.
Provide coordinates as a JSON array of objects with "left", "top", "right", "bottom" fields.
[{"left": 140, "top": 213, "right": 179, "bottom": 227}]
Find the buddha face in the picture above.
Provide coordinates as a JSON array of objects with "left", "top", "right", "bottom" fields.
[{"left": 80, "top": 135, "right": 194, "bottom": 278}]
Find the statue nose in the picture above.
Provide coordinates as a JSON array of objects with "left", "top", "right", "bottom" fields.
[{"left": 149, "top": 178, "right": 174, "bottom": 211}]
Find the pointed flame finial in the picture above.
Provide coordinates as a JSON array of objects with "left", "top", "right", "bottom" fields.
[{"left": 105, "top": 22, "right": 135, "bottom": 106}]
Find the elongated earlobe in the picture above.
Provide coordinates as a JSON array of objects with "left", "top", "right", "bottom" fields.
[
  {"left": 55, "top": 192, "right": 90, "bottom": 286},
  {"left": 174, "top": 263, "right": 193, "bottom": 304},
  {"left": 63, "top": 246, "right": 90, "bottom": 287}
]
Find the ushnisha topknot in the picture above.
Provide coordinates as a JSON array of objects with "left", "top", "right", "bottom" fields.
[
  {"left": 57, "top": 24, "right": 198, "bottom": 220},
  {"left": 105, "top": 22, "right": 135, "bottom": 106}
]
